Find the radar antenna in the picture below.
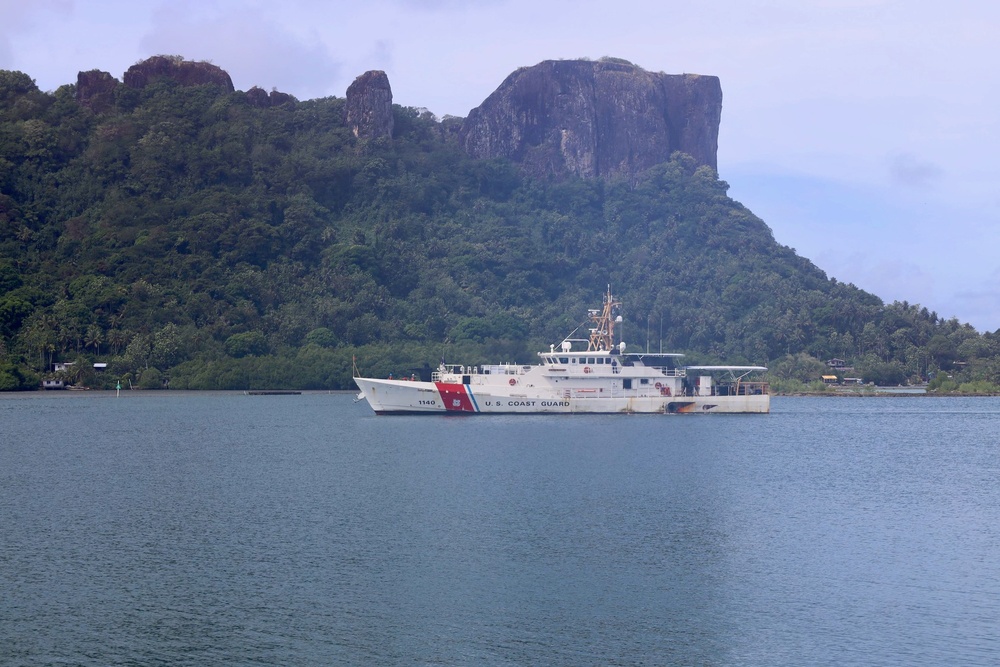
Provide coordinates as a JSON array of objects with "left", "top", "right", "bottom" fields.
[{"left": 587, "top": 286, "right": 621, "bottom": 352}]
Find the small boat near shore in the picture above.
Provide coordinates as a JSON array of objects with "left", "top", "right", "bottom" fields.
[{"left": 354, "top": 289, "right": 769, "bottom": 414}]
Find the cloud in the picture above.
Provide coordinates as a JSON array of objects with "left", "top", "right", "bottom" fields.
[
  {"left": 726, "top": 165, "right": 1000, "bottom": 330},
  {"left": 0, "top": 0, "right": 72, "bottom": 71},
  {"left": 888, "top": 153, "right": 943, "bottom": 190},
  {"left": 824, "top": 253, "right": 936, "bottom": 304},
  {"left": 0, "top": 0, "right": 71, "bottom": 31},
  {"left": 388, "top": 0, "right": 503, "bottom": 9},
  {"left": 368, "top": 40, "right": 394, "bottom": 73},
  {"left": 140, "top": 1, "right": 342, "bottom": 98},
  {"left": 948, "top": 275, "right": 1000, "bottom": 331}
]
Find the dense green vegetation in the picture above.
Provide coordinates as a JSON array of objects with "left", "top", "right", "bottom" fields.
[{"left": 2, "top": 67, "right": 998, "bottom": 392}]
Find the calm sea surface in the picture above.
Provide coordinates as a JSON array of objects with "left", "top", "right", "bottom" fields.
[{"left": 2, "top": 392, "right": 998, "bottom": 666}]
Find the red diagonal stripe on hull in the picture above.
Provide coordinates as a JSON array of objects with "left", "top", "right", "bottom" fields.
[{"left": 435, "top": 382, "right": 475, "bottom": 412}]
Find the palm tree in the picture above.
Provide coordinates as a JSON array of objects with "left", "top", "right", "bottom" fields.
[
  {"left": 85, "top": 324, "right": 104, "bottom": 355},
  {"left": 108, "top": 329, "right": 127, "bottom": 355}
]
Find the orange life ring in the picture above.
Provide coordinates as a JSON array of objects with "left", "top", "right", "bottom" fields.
[
  {"left": 655, "top": 382, "right": 662, "bottom": 389},
  {"left": 583, "top": 366, "right": 592, "bottom": 374},
  {"left": 509, "top": 378, "right": 517, "bottom": 386}
]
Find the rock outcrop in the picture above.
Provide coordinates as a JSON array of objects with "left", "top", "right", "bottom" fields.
[
  {"left": 74, "top": 57, "right": 296, "bottom": 113},
  {"left": 123, "top": 55, "right": 234, "bottom": 92},
  {"left": 245, "top": 86, "right": 296, "bottom": 108},
  {"left": 76, "top": 69, "right": 119, "bottom": 112},
  {"left": 460, "top": 59, "right": 722, "bottom": 180},
  {"left": 345, "top": 70, "right": 394, "bottom": 141}
]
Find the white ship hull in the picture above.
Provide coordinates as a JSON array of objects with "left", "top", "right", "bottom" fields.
[
  {"left": 355, "top": 375, "right": 769, "bottom": 415},
  {"left": 354, "top": 289, "right": 770, "bottom": 415}
]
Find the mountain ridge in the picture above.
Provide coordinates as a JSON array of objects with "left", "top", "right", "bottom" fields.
[
  {"left": 0, "top": 58, "right": 997, "bottom": 392},
  {"left": 461, "top": 58, "right": 721, "bottom": 180},
  {"left": 74, "top": 56, "right": 721, "bottom": 180}
]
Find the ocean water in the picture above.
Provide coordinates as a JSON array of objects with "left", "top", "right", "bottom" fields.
[{"left": 1, "top": 392, "right": 998, "bottom": 666}]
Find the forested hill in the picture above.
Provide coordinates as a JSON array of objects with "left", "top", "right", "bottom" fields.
[{"left": 1, "top": 66, "right": 997, "bottom": 392}]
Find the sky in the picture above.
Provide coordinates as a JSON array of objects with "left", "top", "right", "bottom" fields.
[{"left": 3, "top": 0, "right": 999, "bottom": 331}]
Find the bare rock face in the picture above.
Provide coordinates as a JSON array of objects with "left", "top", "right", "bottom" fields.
[
  {"left": 245, "top": 86, "right": 269, "bottom": 108},
  {"left": 460, "top": 59, "right": 722, "bottom": 180},
  {"left": 123, "top": 56, "right": 234, "bottom": 92},
  {"left": 345, "top": 70, "right": 394, "bottom": 140},
  {"left": 267, "top": 89, "right": 295, "bottom": 107},
  {"left": 76, "top": 70, "right": 119, "bottom": 112},
  {"left": 245, "top": 86, "right": 296, "bottom": 108}
]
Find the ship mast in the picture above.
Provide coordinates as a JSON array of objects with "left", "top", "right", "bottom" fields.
[{"left": 587, "top": 286, "right": 621, "bottom": 352}]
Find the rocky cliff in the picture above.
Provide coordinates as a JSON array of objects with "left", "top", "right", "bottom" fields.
[
  {"left": 245, "top": 86, "right": 296, "bottom": 108},
  {"left": 75, "top": 57, "right": 298, "bottom": 112},
  {"left": 75, "top": 70, "right": 118, "bottom": 112},
  {"left": 74, "top": 56, "right": 719, "bottom": 180},
  {"left": 123, "top": 56, "right": 234, "bottom": 92},
  {"left": 345, "top": 70, "right": 394, "bottom": 141},
  {"left": 459, "top": 59, "right": 722, "bottom": 180}
]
